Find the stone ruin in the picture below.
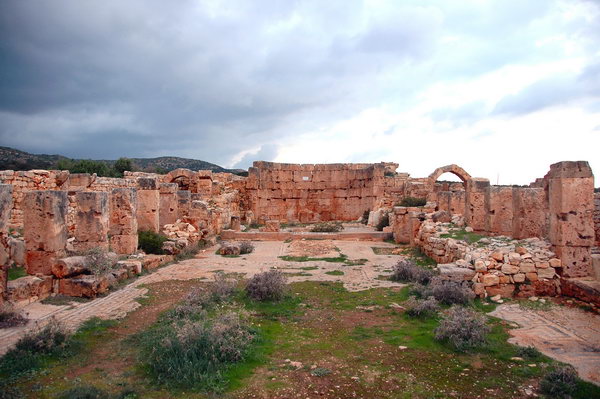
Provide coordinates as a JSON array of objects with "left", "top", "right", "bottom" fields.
[{"left": 0, "top": 160, "right": 598, "bottom": 307}]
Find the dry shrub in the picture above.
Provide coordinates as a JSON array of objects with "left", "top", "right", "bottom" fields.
[
  {"left": 390, "top": 259, "right": 434, "bottom": 285},
  {"left": 142, "top": 307, "right": 255, "bottom": 390},
  {"left": 0, "top": 305, "right": 28, "bottom": 329},
  {"left": 405, "top": 296, "right": 440, "bottom": 318},
  {"left": 239, "top": 241, "right": 255, "bottom": 255},
  {"left": 412, "top": 276, "right": 474, "bottom": 305},
  {"left": 84, "top": 247, "right": 115, "bottom": 275},
  {"left": 171, "top": 273, "right": 237, "bottom": 318},
  {"left": 246, "top": 270, "right": 287, "bottom": 301},
  {"left": 310, "top": 222, "right": 344, "bottom": 233},
  {"left": 540, "top": 365, "right": 578, "bottom": 398},
  {"left": 434, "top": 306, "right": 490, "bottom": 351}
]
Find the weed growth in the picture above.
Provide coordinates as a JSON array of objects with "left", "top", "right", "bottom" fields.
[
  {"left": 434, "top": 306, "right": 490, "bottom": 351},
  {"left": 246, "top": 270, "right": 287, "bottom": 302},
  {"left": 137, "top": 230, "right": 167, "bottom": 254}
]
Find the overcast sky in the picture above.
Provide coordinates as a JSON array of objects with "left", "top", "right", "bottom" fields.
[{"left": 0, "top": 0, "right": 599, "bottom": 184}]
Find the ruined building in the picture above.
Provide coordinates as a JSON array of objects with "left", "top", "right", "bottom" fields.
[{"left": 0, "top": 160, "right": 598, "bottom": 307}]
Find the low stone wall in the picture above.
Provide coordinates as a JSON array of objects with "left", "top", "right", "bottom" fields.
[
  {"left": 594, "top": 192, "right": 600, "bottom": 249},
  {"left": 414, "top": 220, "right": 562, "bottom": 298}
]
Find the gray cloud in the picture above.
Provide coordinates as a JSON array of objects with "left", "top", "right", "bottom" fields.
[
  {"left": 493, "top": 62, "right": 600, "bottom": 116},
  {"left": 0, "top": 0, "right": 598, "bottom": 169}
]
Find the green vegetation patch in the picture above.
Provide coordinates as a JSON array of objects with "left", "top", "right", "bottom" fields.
[
  {"left": 439, "top": 228, "right": 485, "bottom": 244},
  {"left": 8, "top": 266, "right": 27, "bottom": 280},
  {"left": 325, "top": 270, "right": 344, "bottom": 276}
]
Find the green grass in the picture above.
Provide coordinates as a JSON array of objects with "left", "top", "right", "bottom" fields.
[
  {"left": 401, "top": 247, "right": 437, "bottom": 267},
  {"left": 439, "top": 228, "right": 485, "bottom": 244},
  {"left": 8, "top": 266, "right": 27, "bottom": 280},
  {"left": 325, "top": 270, "right": 344, "bottom": 276},
  {"left": 0, "top": 317, "right": 116, "bottom": 384}
]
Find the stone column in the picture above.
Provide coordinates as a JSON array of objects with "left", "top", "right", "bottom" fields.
[
  {"left": 230, "top": 216, "right": 241, "bottom": 231},
  {"left": 159, "top": 183, "right": 178, "bottom": 227},
  {"left": 465, "top": 178, "right": 490, "bottom": 232},
  {"left": 511, "top": 187, "right": 547, "bottom": 239},
  {"left": 73, "top": 191, "right": 109, "bottom": 252},
  {"left": 487, "top": 186, "right": 514, "bottom": 236},
  {"left": 24, "top": 190, "right": 68, "bottom": 275},
  {"left": 177, "top": 190, "right": 191, "bottom": 220},
  {"left": 109, "top": 188, "right": 138, "bottom": 254},
  {"left": 188, "top": 200, "right": 210, "bottom": 232},
  {"left": 547, "top": 161, "right": 595, "bottom": 277},
  {"left": 0, "top": 184, "right": 13, "bottom": 305},
  {"left": 136, "top": 178, "right": 160, "bottom": 233}
]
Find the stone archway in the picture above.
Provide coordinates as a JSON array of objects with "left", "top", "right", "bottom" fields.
[
  {"left": 428, "top": 164, "right": 472, "bottom": 185},
  {"left": 164, "top": 168, "right": 197, "bottom": 191},
  {"left": 427, "top": 164, "right": 472, "bottom": 217}
]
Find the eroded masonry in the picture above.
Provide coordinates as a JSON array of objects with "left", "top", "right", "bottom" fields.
[{"left": 0, "top": 160, "right": 599, "bottom": 307}]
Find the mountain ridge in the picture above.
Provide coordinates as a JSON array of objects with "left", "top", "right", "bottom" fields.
[{"left": 0, "top": 146, "right": 244, "bottom": 174}]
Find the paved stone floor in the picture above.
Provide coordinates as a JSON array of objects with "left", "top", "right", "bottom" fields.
[
  {"left": 0, "top": 240, "right": 402, "bottom": 356},
  {"left": 490, "top": 303, "right": 600, "bottom": 384},
  {"left": 2, "top": 239, "right": 599, "bottom": 387}
]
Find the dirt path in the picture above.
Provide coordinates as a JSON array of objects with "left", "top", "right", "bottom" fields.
[{"left": 490, "top": 303, "right": 600, "bottom": 384}]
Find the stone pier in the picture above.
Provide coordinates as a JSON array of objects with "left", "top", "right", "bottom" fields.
[
  {"left": 136, "top": 178, "right": 160, "bottom": 233},
  {"left": 73, "top": 191, "right": 109, "bottom": 252},
  {"left": 177, "top": 190, "right": 191, "bottom": 220},
  {"left": 547, "top": 161, "right": 595, "bottom": 278},
  {"left": 159, "top": 183, "right": 178, "bottom": 227},
  {"left": 109, "top": 188, "right": 138, "bottom": 254},
  {"left": 0, "top": 184, "right": 12, "bottom": 305},
  {"left": 23, "top": 191, "right": 68, "bottom": 275}
]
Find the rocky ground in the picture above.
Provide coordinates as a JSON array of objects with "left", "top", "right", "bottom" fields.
[{"left": 1, "top": 239, "right": 599, "bottom": 397}]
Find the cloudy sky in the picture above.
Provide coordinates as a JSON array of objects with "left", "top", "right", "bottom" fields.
[{"left": 0, "top": 0, "right": 599, "bottom": 184}]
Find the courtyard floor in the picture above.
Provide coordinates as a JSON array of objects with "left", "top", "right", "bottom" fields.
[{"left": 1, "top": 240, "right": 599, "bottom": 398}]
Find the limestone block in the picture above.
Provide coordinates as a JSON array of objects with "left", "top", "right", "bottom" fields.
[
  {"left": 73, "top": 191, "right": 109, "bottom": 252},
  {"left": 488, "top": 186, "right": 513, "bottom": 236},
  {"left": 24, "top": 191, "right": 68, "bottom": 275},
  {"left": 177, "top": 190, "right": 191, "bottom": 220},
  {"left": 485, "top": 284, "right": 515, "bottom": 298},
  {"left": 552, "top": 245, "right": 592, "bottom": 278},
  {"left": 109, "top": 188, "right": 138, "bottom": 235},
  {"left": 58, "top": 275, "right": 109, "bottom": 298},
  {"left": 8, "top": 237, "right": 25, "bottom": 267},
  {"left": 438, "top": 264, "right": 476, "bottom": 281},
  {"left": 52, "top": 256, "right": 89, "bottom": 278},
  {"left": 159, "top": 183, "right": 179, "bottom": 227},
  {"left": 537, "top": 267, "right": 556, "bottom": 280},
  {"left": 116, "top": 260, "right": 143, "bottom": 276},
  {"left": 110, "top": 234, "right": 138, "bottom": 255},
  {"left": 230, "top": 216, "right": 241, "bottom": 231},
  {"left": 481, "top": 274, "right": 500, "bottom": 286},
  {"left": 137, "top": 189, "right": 160, "bottom": 233},
  {"left": 501, "top": 264, "right": 520, "bottom": 274},
  {"left": 511, "top": 188, "right": 547, "bottom": 239},
  {"left": 262, "top": 220, "right": 281, "bottom": 232},
  {"left": 0, "top": 184, "right": 12, "bottom": 233},
  {"left": 7, "top": 275, "right": 53, "bottom": 302}
]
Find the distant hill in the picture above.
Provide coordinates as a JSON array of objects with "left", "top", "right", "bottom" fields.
[{"left": 0, "top": 146, "right": 244, "bottom": 174}]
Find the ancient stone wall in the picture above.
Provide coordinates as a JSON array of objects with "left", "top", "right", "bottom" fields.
[
  {"left": 245, "top": 161, "right": 396, "bottom": 223},
  {"left": 0, "top": 184, "right": 12, "bottom": 305},
  {"left": 546, "top": 161, "right": 595, "bottom": 278},
  {"left": 415, "top": 219, "right": 562, "bottom": 298},
  {"left": 23, "top": 191, "right": 68, "bottom": 275},
  {"left": 0, "top": 170, "right": 68, "bottom": 229},
  {"left": 594, "top": 192, "right": 600, "bottom": 249}
]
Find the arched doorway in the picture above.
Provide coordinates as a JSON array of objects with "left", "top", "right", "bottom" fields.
[{"left": 428, "top": 164, "right": 472, "bottom": 216}]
